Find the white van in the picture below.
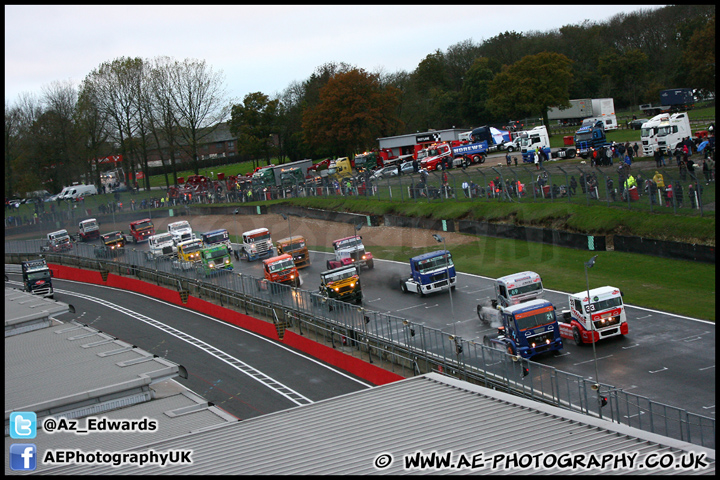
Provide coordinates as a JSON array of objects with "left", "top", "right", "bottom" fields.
[{"left": 61, "top": 184, "right": 98, "bottom": 200}]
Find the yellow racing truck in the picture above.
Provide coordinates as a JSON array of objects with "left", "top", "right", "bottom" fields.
[
  {"left": 312, "top": 264, "right": 362, "bottom": 307},
  {"left": 173, "top": 238, "right": 204, "bottom": 270}
]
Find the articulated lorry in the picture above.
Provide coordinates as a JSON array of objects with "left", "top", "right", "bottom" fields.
[
  {"left": 548, "top": 98, "right": 617, "bottom": 130},
  {"left": 251, "top": 159, "right": 313, "bottom": 189},
  {"left": 639, "top": 88, "right": 694, "bottom": 116},
  {"left": 399, "top": 250, "right": 456, "bottom": 296},
  {"left": 520, "top": 125, "right": 576, "bottom": 162},
  {"left": 574, "top": 120, "right": 609, "bottom": 159}
]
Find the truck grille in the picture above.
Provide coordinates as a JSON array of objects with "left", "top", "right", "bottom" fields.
[
  {"left": 162, "top": 246, "right": 174, "bottom": 255},
  {"left": 594, "top": 315, "right": 621, "bottom": 330},
  {"left": 429, "top": 271, "right": 449, "bottom": 283},
  {"left": 31, "top": 286, "right": 52, "bottom": 296},
  {"left": 526, "top": 330, "right": 554, "bottom": 347},
  {"left": 255, "top": 241, "right": 271, "bottom": 254},
  {"left": 600, "top": 328, "right": 619, "bottom": 337}
]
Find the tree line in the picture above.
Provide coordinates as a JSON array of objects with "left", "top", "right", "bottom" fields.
[{"left": 5, "top": 5, "right": 714, "bottom": 197}]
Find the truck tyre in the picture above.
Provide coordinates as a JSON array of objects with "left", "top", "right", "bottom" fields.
[
  {"left": 573, "top": 326, "right": 583, "bottom": 346},
  {"left": 326, "top": 260, "right": 332, "bottom": 270},
  {"left": 400, "top": 280, "right": 408, "bottom": 293},
  {"left": 568, "top": 148, "right": 576, "bottom": 159},
  {"left": 367, "top": 259, "right": 374, "bottom": 269},
  {"left": 507, "top": 146, "right": 514, "bottom": 153},
  {"left": 472, "top": 154, "right": 481, "bottom": 164},
  {"left": 506, "top": 343, "right": 516, "bottom": 356}
]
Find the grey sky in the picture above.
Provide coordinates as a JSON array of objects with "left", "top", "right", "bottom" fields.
[{"left": 5, "top": 5, "right": 660, "bottom": 105}]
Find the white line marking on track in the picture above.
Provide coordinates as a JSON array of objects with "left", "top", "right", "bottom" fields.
[
  {"left": 573, "top": 355, "right": 613, "bottom": 366},
  {"left": 622, "top": 344, "right": 640, "bottom": 349},
  {"left": 649, "top": 367, "right": 668, "bottom": 374},
  {"left": 699, "top": 365, "right": 715, "bottom": 371}
]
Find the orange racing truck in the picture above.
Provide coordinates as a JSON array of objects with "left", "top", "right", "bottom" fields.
[{"left": 262, "top": 253, "right": 300, "bottom": 287}]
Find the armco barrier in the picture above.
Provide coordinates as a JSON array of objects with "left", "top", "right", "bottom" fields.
[
  {"left": 49, "top": 263, "right": 404, "bottom": 386},
  {"left": 613, "top": 235, "right": 715, "bottom": 264}
]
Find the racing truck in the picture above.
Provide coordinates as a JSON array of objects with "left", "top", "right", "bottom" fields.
[
  {"left": 129, "top": 218, "right": 155, "bottom": 243},
  {"left": 262, "top": 253, "right": 301, "bottom": 288},
  {"left": 326, "top": 234, "right": 374, "bottom": 271},
  {"left": 477, "top": 271, "right": 544, "bottom": 323},
  {"left": 173, "top": 238, "right": 204, "bottom": 270},
  {"left": 312, "top": 264, "right": 363, "bottom": 307},
  {"left": 196, "top": 244, "right": 234, "bottom": 276},
  {"left": 201, "top": 228, "right": 231, "bottom": 252},
  {"left": 238, "top": 228, "right": 274, "bottom": 262},
  {"left": 275, "top": 235, "right": 311, "bottom": 269},
  {"left": 94, "top": 231, "right": 126, "bottom": 258},
  {"left": 146, "top": 232, "right": 177, "bottom": 260},
  {"left": 21, "top": 258, "right": 54, "bottom": 298},
  {"left": 167, "top": 220, "right": 194, "bottom": 245},
  {"left": 77, "top": 218, "right": 100, "bottom": 242},
  {"left": 399, "top": 250, "right": 456, "bottom": 296},
  {"left": 41, "top": 229, "right": 73, "bottom": 253},
  {"left": 483, "top": 299, "right": 564, "bottom": 359},
  {"left": 559, "top": 286, "right": 628, "bottom": 345}
]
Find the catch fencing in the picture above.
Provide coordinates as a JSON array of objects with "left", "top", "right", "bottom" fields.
[{"left": 4, "top": 239, "right": 715, "bottom": 449}]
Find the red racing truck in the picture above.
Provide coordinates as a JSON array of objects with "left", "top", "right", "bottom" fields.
[
  {"left": 129, "top": 218, "right": 155, "bottom": 243},
  {"left": 559, "top": 286, "right": 628, "bottom": 345}
]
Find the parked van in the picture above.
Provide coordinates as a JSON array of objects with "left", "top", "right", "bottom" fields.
[{"left": 60, "top": 184, "right": 98, "bottom": 200}]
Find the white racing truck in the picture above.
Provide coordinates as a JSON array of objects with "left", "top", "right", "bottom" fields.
[
  {"left": 146, "top": 232, "right": 177, "bottom": 261},
  {"left": 476, "top": 271, "right": 544, "bottom": 325},
  {"left": 238, "top": 228, "right": 274, "bottom": 262},
  {"left": 167, "top": 220, "right": 194, "bottom": 245},
  {"left": 559, "top": 286, "right": 628, "bottom": 345}
]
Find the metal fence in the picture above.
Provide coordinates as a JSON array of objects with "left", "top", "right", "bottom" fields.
[{"left": 4, "top": 239, "right": 715, "bottom": 449}]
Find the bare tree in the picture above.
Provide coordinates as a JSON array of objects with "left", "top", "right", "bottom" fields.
[
  {"left": 76, "top": 78, "right": 111, "bottom": 191},
  {"left": 167, "top": 58, "right": 231, "bottom": 175}
]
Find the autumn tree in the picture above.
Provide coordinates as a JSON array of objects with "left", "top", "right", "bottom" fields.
[
  {"left": 301, "top": 68, "right": 402, "bottom": 157},
  {"left": 230, "top": 92, "right": 280, "bottom": 168},
  {"left": 683, "top": 15, "right": 715, "bottom": 97},
  {"left": 487, "top": 51, "right": 573, "bottom": 127}
]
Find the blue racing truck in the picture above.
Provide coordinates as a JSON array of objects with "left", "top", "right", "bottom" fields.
[
  {"left": 399, "top": 250, "right": 456, "bottom": 296},
  {"left": 21, "top": 258, "right": 54, "bottom": 298},
  {"left": 483, "top": 299, "right": 563, "bottom": 358}
]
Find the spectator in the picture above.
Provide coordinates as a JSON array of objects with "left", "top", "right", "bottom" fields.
[
  {"left": 674, "top": 182, "right": 684, "bottom": 208},
  {"left": 653, "top": 148, "right": 661, "bottom": 167},
  {"left": 702, "top": 159, "right": 711, "bottom": 184},
  {"left": 653, "top": 171, "right": 665, "bottom": 189},
  {"left": 606, "top": 177, "right": 616, "bottom": 202},
  {"left": 688, "top": 183, "right": 697, "bottom": 209},
  {"left": 664, "top": 183, "right": 674, "bottom": 207},
  {"left": 569, "top": 176, "right": 577, "bottom": 196},
  {"left": 633, "top": 143, "right": 640, "bottom": 157},
  {"left": 506, "top": 151, "right": 511, "bottom": 166}
]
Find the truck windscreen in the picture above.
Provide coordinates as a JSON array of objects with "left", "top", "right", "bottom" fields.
[
  {"left": 27, "top": 271, "right": 51, "bottom": 281},
  {"left": 514, "top": 307, "right": 555, "bottom": 331},
  {"left": 585, "top": 296, "right": 622, "bottom": 314},
  {"left": 508, "top": 282, "right": 541, "bottom": 297},
  {"left": 415, "top": 254, "right": 453, "bottom": 274}
]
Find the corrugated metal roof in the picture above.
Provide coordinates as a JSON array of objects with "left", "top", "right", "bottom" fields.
[
  {"left": 4, "top": 287, "right": 69, "bottom": 336},
  {"left": 40, "top": 374, "right": 715, "bottom": 475},
  {"left": 5, "top": 386, "right": 237, "bottom": 475},
  {"left": 5, "top": 321, "right": 179, "bottom": 419}
]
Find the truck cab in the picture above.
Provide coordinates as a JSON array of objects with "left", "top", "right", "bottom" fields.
[
  {"left": 147, "top": 232, "right": 177, "bottom": 260},
  {"left": 167, "top": 220, "right": 194, "bottom": 245},
  {"left": 400, "top": 250, "right": 456, "bottom": 296},
  {"left": 197, "top": 244, "right": 233, "bottom": 276},
  {"left": 129, "top": 218, "right": 155, "bottom": 243},
  {"left": 574, "top": 120, "right": 608, "bottom": 158},
  {"left": 653, "top": 112, "right": 691, "bottom": 155},
  {"left": 494, "top": 271, "right": 543, "bottom": 308},
  {"left": 483, "top": 299, "right": 563, "bottom": 358},
  {"left": 201, "top": 228, "right": 230, "bottom": 250},
  {"left": 95, "top": 231, "right": 126, "bottom": 258},
  {"left": 326, "top": 235, "right": 374, "bottom": 271},
  {"left": 174, "top": 238, "right": 204, "bottom": 269},
  {"left": 21, "top": 259, "right": 54, "bottom": 298},
  {"left": 276, "top": 235, "right": 311, "bottom": 269},
  {"left": 43, "top": 229, "right": 73, "bottom": 252},
  {"left": 77, "top": 218, "right": 100, "bottom": 242},
  {"left": 240, "top": 228, "right": 274, "bottom": 261},
  {"left": 520, "top": 126, "right": 552, "bottom": 162},
  {"left": 419, "top": 144, "right": 452, "bottom": 171},
  {"left": 326, "top": 157, "right": 354, "bottom": 180},
  {"left": 559, "top": 286, "right": 628, "bottom": 345},
  {"left": 315, "top": 265, "right": 362, "bottom": 305},
  {"left": 262, "top": 253, "right": 300, "bottom": 287}
]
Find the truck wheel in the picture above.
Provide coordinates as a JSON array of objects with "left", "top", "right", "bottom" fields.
[
  {"left": 568, "top": 149, "right": 576, "bottom": 159},
  {"left": 367, "top": 259, "right": 374, "bottom": 269},
  {"left": 479, "top": 154, "right": 486, "bottom": 164},
  {"left": 400, "top": 280, "right": 408, "bottom": 293},
  {"left": 506, "top": 343, "right": 516, "bottom": 356},
  {"left": 472, "top": 154, "right": 481, "bottom": 164},
  {"left": 326, "top": 260, "right": 332, "bottom": 270},
  {"left": 573, "top": 326, "right": 583, "bottom": 346}
]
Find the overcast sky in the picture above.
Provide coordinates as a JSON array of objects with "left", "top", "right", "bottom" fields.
[{"left": 5, "top": 5, "right": 661, "bottom": 106}]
